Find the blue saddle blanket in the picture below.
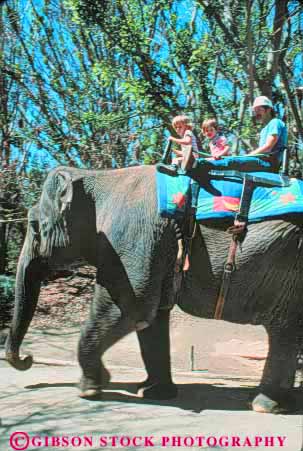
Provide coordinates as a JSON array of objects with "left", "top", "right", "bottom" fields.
[{"left": 157, "top": 171, "right": 303, "bottom": 223}]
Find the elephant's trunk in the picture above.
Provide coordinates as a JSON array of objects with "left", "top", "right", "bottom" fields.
[
  {"left": 5, "top": 255, "right": 42, "bottom": 371},
  {"left": 6, "top": 208, "right": 44, "bottom": 371},
  {"left": 6, "top": 350, "right": 33, "bottom": 371}
]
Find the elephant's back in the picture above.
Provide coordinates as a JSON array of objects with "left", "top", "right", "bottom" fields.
[{"left": 92, "top": 164, "right": 157, "bottom": 211}]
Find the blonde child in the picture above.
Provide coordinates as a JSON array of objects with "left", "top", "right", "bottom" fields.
[
  {"left": 157, "top": 115, "right": 199, "bottom": 176},
  {"left": 170, "top": 115, "right": 199, "bottom": 164},
  {"left": 201, "top": 118, "right": 230, "bottom": 159}
]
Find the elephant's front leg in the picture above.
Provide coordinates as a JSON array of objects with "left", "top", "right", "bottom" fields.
[
  {"left": 253, "top": 326, "right": 298, "bottom": 413},
  {"left": 78, "top": 283, "right": 133, "bottom": 399},
  {"left": 136, "top": 309, "right": 178, "bottom": 400}
]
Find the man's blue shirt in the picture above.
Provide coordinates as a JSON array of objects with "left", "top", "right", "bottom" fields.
[{"left": 259, "top": 118, "right": 287, "bottom": 156}]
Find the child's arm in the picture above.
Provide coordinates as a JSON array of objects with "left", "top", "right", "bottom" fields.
[
  {"left": 169, "top": 135, "right": 192, "bottom": 146},
  {"left": 213, "top": 144, "right": 230, "bottom": 159}
]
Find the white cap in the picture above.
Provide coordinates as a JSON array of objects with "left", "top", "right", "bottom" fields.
[{"left": 252, "top": 96, "right": 273, "bottom": 109}]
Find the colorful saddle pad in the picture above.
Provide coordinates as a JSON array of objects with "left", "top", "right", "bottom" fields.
[{"left": 157, "top": 171, "right": 303, "bottom": 223}]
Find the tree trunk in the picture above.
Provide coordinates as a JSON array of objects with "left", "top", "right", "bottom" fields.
[{"left": 280, "top": 62, "right": 303, "bottom": 142}]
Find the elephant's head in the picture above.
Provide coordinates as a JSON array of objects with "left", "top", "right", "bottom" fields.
[{"left": 5, "top": 169, "right": 74, "bottom": 370}]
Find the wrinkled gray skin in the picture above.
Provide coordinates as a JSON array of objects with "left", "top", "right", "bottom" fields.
[{"left": 6, "top": 165, "right": 303, "bottom": 413}]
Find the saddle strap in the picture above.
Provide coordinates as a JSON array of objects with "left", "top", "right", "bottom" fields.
[
  {"left": 235, "top": 176, "right": 255, "bottom": 223},
  {"left": 214, "top": 177, "right": 252, "bottom": 320},
  {"left": 214, "top": 238, "right": 238, "bottom": 320}
]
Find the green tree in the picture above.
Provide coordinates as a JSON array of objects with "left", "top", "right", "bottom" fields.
[
  {"left": 4, "top": 0, "right": 149, "bottom": 169},
  {"left": 75, "top": 0, "right": 303, "bottom": 152}
]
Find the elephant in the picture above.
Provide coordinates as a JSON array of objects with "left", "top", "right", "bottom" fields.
[{"left": 5, "top": 164, "right": 303, "bottom": 413}]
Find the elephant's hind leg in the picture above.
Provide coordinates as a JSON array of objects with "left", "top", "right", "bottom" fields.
[
  {"left": 253, "top": 326, "right": 298, "bottom": 413},
  {"left": 78, "top": 283, "right": 133, "bottom": 399},
  {"left": 136, "top": 309, "right": 178, "bottom": 400}
]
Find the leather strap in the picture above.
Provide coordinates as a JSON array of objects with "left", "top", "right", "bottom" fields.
[
  {"left": 214, "top": 238, "right": 238, "bottom": 320},
  {"left": 214, "top": 178, "right": 253, "bottom": 319}
]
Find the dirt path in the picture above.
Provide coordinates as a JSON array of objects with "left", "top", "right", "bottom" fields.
[
  {"left": 1, "top": 270, "right": 303, "bottom": 450},
  {"left": 1, "top": 320, "right": 303, "bottom": 451}
]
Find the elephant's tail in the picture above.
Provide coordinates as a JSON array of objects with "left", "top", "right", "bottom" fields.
[{"left": 39, "top": 169, "right": 73, "bottom": 257}]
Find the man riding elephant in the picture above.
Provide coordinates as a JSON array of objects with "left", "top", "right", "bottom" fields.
[{"left": 249, "top": 96, "right": 287, "bottom": 168}]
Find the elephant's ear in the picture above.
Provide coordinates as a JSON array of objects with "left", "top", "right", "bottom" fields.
[
  {"left": 55, "top": 171, "right": 73, "bottom": 214},
  {"left": 39, "top": 169, "right": 73, "bottom": 257}
]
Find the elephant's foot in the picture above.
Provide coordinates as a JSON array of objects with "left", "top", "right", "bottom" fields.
[
  {"left": 137, "top": 380, "right": 178, "bottom": 400},
  {"left": 78, "top": 367, "right": 111, "bottom": 400},
  {"left": 252, "top": 394, "right": 280, "bottom": 414},
  {"left": 137, "top": 377, "right": 154, "bottom": 390},
  {"left": 252, "top": 390, "right": 296, "bottom": 414},
  {"left": 79, "top": 387, "right": 103, "bottom": 400}
]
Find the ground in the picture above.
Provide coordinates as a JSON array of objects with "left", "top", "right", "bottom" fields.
[{"left": 1, "top": 268, "right": 303, "bottom": 451}]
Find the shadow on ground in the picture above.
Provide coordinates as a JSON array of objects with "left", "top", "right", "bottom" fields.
[{"left": 23, "top": 380, "right": 303, "bottom": 414}]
